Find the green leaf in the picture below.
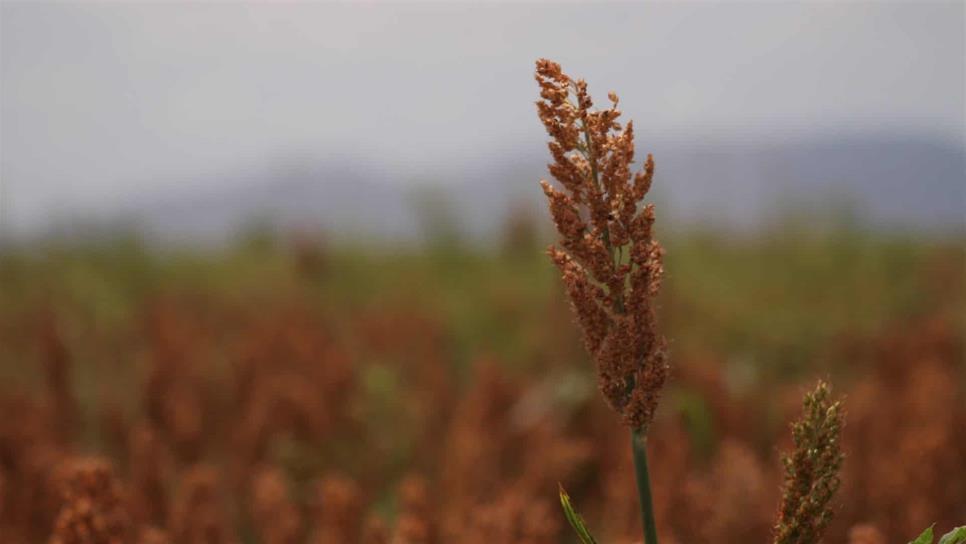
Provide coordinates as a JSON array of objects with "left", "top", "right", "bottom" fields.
[
  {"left": 939, "top": 526, "right": 966, "bottom": 544},
  {"left": 559, "top": 484, "right": 599, "bottom": 544},
  {"left": 910, "top": 525, "right": 935, "bottom": 544}
]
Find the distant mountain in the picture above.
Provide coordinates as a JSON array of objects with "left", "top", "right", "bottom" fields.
[
  {"left": 123, "top": 157, "right": 421, "bottom": 245},
  {"left": 122, "top": 133, "right": 963, "bottom": 245},
  {"left": 653, "top": 135, "right": 965, "bottom": 231}
]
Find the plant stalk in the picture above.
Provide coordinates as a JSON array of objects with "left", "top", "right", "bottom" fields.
[{"left": 631, "top": 429, "right": 659, "bottom": 544}]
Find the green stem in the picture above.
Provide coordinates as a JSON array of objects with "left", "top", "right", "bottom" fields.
[{"left": 631, "top": 429, "right": 659, "bottom": 544}]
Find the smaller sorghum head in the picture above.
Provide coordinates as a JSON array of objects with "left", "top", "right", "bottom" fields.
[{"left": 773, "top": 380, "right": 845, "bottom": 544}]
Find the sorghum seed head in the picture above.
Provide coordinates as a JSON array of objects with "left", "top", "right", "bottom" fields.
[
  {"left": 535, "top": 58, "right": 668, "bottom": 430},
  {"left": 773, "top": 380, "right": 845, "bottom": 544}
]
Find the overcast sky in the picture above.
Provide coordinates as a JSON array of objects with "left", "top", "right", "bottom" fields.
[{"left": 1, "top": 1, "right": 963, "bottom": 234}]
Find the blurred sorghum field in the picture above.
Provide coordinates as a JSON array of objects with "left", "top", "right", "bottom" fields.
[{"left": 0, "top": 225, "right": 963, "bottom": 543}]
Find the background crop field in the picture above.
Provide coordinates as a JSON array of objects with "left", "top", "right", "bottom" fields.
[{"left": 0, "top": 225, "right": 962, "bottom": 542}]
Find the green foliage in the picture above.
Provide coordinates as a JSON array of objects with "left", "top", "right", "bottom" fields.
[
  {"left": 559, "top": 484, "right": 599, "bottom": 544},
  {"left": 663, "top": 230, "right": 963, "bottom": 378},
  {"left": 2, "top": 229, "right": 960, "bottom": 385},
  {"left": 908, "top": 525, "right": 966, "bottom": 544},
  {"left": 939, "top": 526, "right": 966, "bottom": 544},
  {"left": 912, "top": 526, "right": 936, "bottom": 544}
]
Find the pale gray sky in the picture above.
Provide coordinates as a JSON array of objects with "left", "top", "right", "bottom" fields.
[{"left": 1, "top": 1, "right": 963, "bottom": 234}]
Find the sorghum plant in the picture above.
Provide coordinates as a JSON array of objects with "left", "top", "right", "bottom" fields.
[
  {"left": 774, "top": 381, "right": 844, "bottom": 544},
  {"left": 535, "top": 60, "right": 856, "bottom": 544},
  {"left": 535, "top": 58, "right": 668, "bottom": 544}
]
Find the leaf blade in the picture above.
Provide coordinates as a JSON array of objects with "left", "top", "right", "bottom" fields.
[
  {"left": 558, "top": 484, "right": 599, "bottom": 544},
  {"left": 910, "top": 525, "right": 936, "bottom": 544},
  {"left": 939, "top": 526, "right": 966, "bottom": 544}
]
